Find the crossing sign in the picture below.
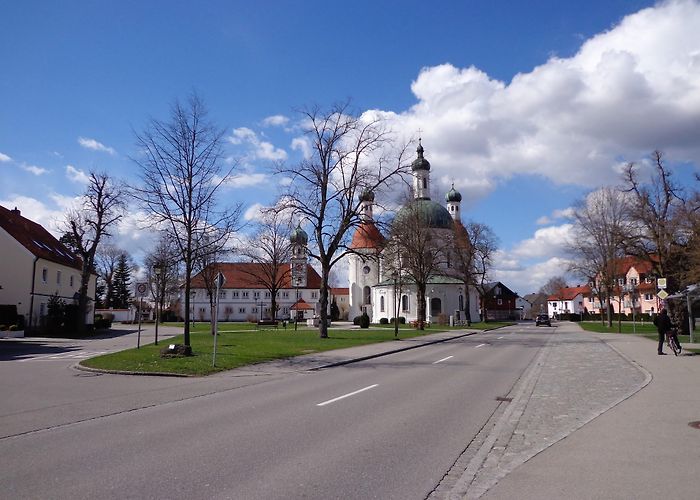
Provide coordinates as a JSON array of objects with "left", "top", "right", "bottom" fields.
[{"left": 657, "top": 278, "right": 667, "bottom": 289}]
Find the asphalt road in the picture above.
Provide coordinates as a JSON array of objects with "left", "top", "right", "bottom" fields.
[{"left": 1, "top": 325, "right": 550, "bottom": 499}]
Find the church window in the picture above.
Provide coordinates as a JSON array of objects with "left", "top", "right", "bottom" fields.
[
  {"left": 422, "top": 177, "right": 427, "bottom": 189},
  {"left": 380, "top": 296, "right": 385, "bottom": 312},
  {"left": 459, "top": 294, "right": 464, "bottom": 311},
  {"left": 401, "top": 294, "right": 409, "bottom": 312},
  {"left": 430, "top": 297, "right": 442, "bottom": 316},
  {"left": 363, "top": 286, "right": 371, "bottom": 305}
]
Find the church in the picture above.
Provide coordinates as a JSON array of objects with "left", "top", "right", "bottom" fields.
[{"left": 347, "top": 142, "right": 480, "bottom": 324}]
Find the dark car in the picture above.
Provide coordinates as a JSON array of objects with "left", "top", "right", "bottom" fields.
[{"left": 536, "top": 314, "right": 551, "bottom": 327}]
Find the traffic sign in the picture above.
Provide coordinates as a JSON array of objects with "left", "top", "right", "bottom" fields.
[
  {"left": 215, "top": 272, "right": 226, "bottom": 288},
  {"left": 657, "top": 278, "right": 667, "bottom": 289},
  {"left": 136, "top": 282, "right": 148, "bottom": 297},
  {"left": 657, "top": 289, "right": 669, "bottom": 300}
]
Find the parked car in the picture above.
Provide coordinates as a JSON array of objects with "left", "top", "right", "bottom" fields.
[{"left": 536, "top": 314, "right": 551, "bottom": 327}]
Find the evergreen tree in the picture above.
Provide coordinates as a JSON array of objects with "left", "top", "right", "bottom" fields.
[{"left": 113, "top": 254, "right": 132, "bottom": 308}]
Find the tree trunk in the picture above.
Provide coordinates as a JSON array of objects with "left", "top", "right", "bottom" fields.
[
  {"left": 318, "top": 268, "right": 330, "bottom": 338},
  {"left": 416, "top": 284, "right": 426, "bottom": 330},
  {"left": 463, "top": 281, "right": 472, "bottom": 326},
  {"left": 183, "top": 257, "right": 192, "bottom": 346}
]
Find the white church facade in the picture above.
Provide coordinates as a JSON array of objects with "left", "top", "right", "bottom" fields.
[{"left": 347, "top": 142, "right": 480, "bottom": 324}]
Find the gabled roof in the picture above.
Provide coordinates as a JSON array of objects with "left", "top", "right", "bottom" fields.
[
  {"left": 483, "top": 281, "right": 519, "bottom": 297},
  {"left": 548, "top": 285, "right": 592, "bottom": 301},
  {"left": 349, "top": 221, "right": 385, "bottom": 250},
  {"left": 330, "top": 287, "right": 349, "bottom": 296},
  {"left": 0, "top": 204, "right": 83, "bottom": 271},
  {"left": 190, "top": 262, "right": 322, "bottom": 289},
  {"left": 290, "top": 298, "right": 315, "bottom": 311},
  {"left": 611, "top": 255, "right": 656, "bottom": 276}
]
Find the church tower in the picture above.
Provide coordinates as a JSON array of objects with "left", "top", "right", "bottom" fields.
[
  {"left": 446, "top": 183, "right": 462, "bottom": 221},
  {"left": 347, "top": 189, "right": 384, "bottom": 320},
  {"left": 290, "top": 224, "right": 308, "bottom": 288},
  {"left": 411, "top": 139, "right": 431, "bottom": 200}
]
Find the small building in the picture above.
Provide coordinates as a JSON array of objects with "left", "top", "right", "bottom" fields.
[
  {"left": 330, "top": 287, "right": 350, "bottom": 320},
  {"left": 0, "top": 205, "right": 97, "bottom": 331},
  {"left": 481, "top": 282, "right": 520, "bottom": 321},
  {"left": 547, "top": 285, "right": 591, "bottom": 317}
]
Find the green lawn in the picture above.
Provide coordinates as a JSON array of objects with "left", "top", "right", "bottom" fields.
[
  {"left": 578, "top": 321, "right": 698, "bottom": 353},
  {"left": 80, "top": 321, "right": 502, "bottom": 376}
]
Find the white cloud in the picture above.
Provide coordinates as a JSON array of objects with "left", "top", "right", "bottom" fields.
[
  {"left": 78, "top": 137, "right": 116, "bottom": 155},
  {"left": 291, "top": 136, "right": 312, "bottom": 159},
  {"left": 511, "top": 224, "right": 574, "bottom": 260},
  {"left": 261, "top": 115, "right": 290, "bottom": 127},
  {"left": 0, "top": 152, "right": 11, "bottom": 162},
  {"left": 494, "top": 256, "right": 575, "bottom": 296},
  {"left": 228, "top": 127, "right": 288, "bottom": 161},
  {"left": 65, "top": 164, "right": 90, "bottom": 184},
  {"left": 21, "top": 163, "right": 48, "bottom": 176},
  {"left": 225, "top": 172, "right": 268, "bottom": 188},
  {"left": 373, "top": 0, "right": 700, "bottom": 200},
  {"left": 243, "top": 203, "right": 266, "bottom": 221},
  {"left": 536, "top": 207, "right": 575, "bottom": 225}
]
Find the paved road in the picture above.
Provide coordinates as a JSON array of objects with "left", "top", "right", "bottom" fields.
[{"left": 1, "top": 325, "right": 547, "bottom": 499}]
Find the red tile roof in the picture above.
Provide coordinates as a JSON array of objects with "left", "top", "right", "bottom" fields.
[
  {"left": 331, "top": 287, "right": 349, "bottom": 296},
  {"left": 190, "top": 262, "right": 322, "bottom": 289},
  {"left": 0, "top": 204, "right": 83, "bottom": 271},
  {"left": 290, "top": 298, "right": 315, "bottom": 310},
  {"left": 548, "top": 285, "right": 592, "bottom": 301},
  {"left": 349, "top": 222, "right": 385, "bottom": 249}
]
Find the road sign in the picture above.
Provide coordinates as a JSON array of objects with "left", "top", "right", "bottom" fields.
[
  {"left": 657, "top": 289, "right": 669, "bottom": 300},
  {"left": 136, "top": 282, "right": 148, "bottom": 297},
  {"left": 657, "top": 278, "right": 667, "bottom": 289}
]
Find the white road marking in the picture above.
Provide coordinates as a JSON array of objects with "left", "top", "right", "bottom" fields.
[
  {"left": 317, "top": 384, "right": 379, "bottom": 407},
  {"left": 475, "top": 343, "right": 486, "bottom": 348},
  {"left": 18, "top": 351, "right": 108, "bottom": 362},
  {"left": 433, "top": 355, "right": 454, "bottom": 364},
  {"left": 497, "top": 336, "right": 504, "bottom": 339}
]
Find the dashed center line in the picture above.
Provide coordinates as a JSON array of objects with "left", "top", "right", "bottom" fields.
[
  {"left": 433, "top": 355, "right": 454, "bottom": 364},
  {"left": 497, "top": 336, "right": 504, "bottom": 339},
  {"left": 475, "top": 343, "right": 486, "bottom": 348},
  {"left": 316, "top": 384, "right": 379, "bottom": 407}
]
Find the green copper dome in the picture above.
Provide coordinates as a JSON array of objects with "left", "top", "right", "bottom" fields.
[
  {"left": 445, "top": 184, "right": 462, "bottom": 202},
  {"left": 394, "top": 199, "right": 453, "bottom": 230},
  {"left": 290, "top": 224, "right": 308, "bottom": 245}
]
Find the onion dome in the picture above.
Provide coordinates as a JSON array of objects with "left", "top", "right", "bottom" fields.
[
  {"left": 445, "top": 183, "right": 462, "bottom": 203},
  {"left": 410, "top": 140, "right": 431, "bottom": 171},
  {"left": 359, "top": 189, "right": 375, "bottom": 203},
  {"left": 290, "top": 224, "right": 308, "bottom": 245},
  {"left": 395, "top": 199, "right": 453, "bottom": 230}
]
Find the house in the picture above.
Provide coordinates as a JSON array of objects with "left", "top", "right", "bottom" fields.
[
  {"left": 547, "top": 285, "right": 591, "bottom": 317},
  {"left": 522, "top": 292, "right": 548, "bottom": 319},
  {"left": 481, "top": 282, "right": 519, "bottom": 321},
  {"left": 587, "top": 256, "right": 660, "bottom": 315},
  {"left": 0, "top": 205, "right": 97, "bottom": 331},
  {"left": 184, "top": 262, "right": 323, "bottom": 322},
  {"left": 515, "top": 296, "right": 532, "bottom": 320}
]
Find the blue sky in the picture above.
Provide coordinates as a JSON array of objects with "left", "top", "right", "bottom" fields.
[{"left": 2, "top": 0, "right": 699, "bottom": 294}]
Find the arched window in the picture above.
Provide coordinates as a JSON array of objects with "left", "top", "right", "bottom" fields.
[
  {"left": 401, "top": 294, "right": 409, "bottom": 312},
  {"left": 380, "top": 296, "right": 385, "bottom": 312},
  {"left": 363, "top": 286, "right": 371, "bottom": 305},
  {"left": 459, "top": 294, "right": 464, "bottom": 311},
  {"left": 430, "top": 297, "right": 442, "bottom": 316}
]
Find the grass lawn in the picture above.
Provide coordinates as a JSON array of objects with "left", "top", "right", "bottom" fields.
[
  {"left": 578, "top": 321, "right": 698, "bottom": 353},
  {"left": 80, "top": 321, "right": 504, "bottom": 376}
]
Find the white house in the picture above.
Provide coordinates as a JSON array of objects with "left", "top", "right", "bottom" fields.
[
  {"left": 0, "top": 205, "right": 97, "bottom": 331},
  {"left": 547, "top": 285, "right": 590, "bottom": 317}
]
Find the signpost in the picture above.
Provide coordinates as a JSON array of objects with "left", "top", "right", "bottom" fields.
[
  {"left": 212, "top": 272, "right": 226, "bottom": 367},
  {"left": 135, "top": 282, "right": 148, "bottom": 349}
]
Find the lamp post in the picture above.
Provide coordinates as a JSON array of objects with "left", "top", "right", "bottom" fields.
[
  {"left": 153, "top": 263, "right": 162, "bottom": 345},
  {"left": 391, "top": 270, "right": 399, "bottom": 338},
  {"left": 624, "top": 283, "right": 637, "bottom": 334},
  {"left": 294, "top": 277, "right": 301, "bottom": 331}
]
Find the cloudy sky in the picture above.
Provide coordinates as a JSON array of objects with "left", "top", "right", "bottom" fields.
[{"left": 2, "top": 0, "right": 699, "bottom": 294}]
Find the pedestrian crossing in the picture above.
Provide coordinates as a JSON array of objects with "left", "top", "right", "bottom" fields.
[{"left": 18, "top": 350, "right": 108, "bottom": 362}]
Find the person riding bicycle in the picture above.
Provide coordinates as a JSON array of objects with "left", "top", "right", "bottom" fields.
[{"left": 653, "top": 308, "right": 679, "bottom": 355}]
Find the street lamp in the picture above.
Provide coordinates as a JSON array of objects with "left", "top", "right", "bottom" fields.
[
  {"left": 153, "top": 263, "right": 162, "bottom": 345},
  {"left": 624, "top": 283, "right": 637, "bottom": 334},
  {"left": 294, "top": 277, "right": 301, "bottom": 331}
]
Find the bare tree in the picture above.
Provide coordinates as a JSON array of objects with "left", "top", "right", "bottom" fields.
[
  {"left": 622, "top": 151, "right": 688, "bottom": 292},
  {"left": 236, "top": 209, "right": 292, "bottom": 321},
  {"left": 131, "top": 93, "right": 242, "bottom": 347},
  {"left": 144, "top": 234, "right": 182, "bottom": 322},
  {"left": 65, "top": 172, "right": 124, "bottom": 333},
  {"left": 452, "top": 220, "right": 498, "bottom": 325},
  {"left": 390, "top": 201, "right": 450, "bottom": 330},
  {"left": 539, "top": 276, "right": 569, "bottom": 296},
  {"left": 275, "top": 102, "right": 409, "bottom": 338},
  {"left": 96, "top": 244, "right": 124, "bottom": 308}
]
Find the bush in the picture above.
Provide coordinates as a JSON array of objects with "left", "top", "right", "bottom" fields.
[
  {"left": 379, "top": 317, "right": 388, "bottom": 324},
  {"left": 359, "top": 312, "right": 370, "bottom": 328},
  {"left": 0, "top": 324, "right": 7, "bottom": 331},
  {"left": 436, "top": 313, "right": 448, "bottom": 325},
  {"left": 9, "top": 324, "right": 20, "bottom": 331},
  {"left": 353, "top": 315, "right": 363, "bottom": 326},
  {"left": 389, "top": 316, "right": 407, "bottom": 324}
]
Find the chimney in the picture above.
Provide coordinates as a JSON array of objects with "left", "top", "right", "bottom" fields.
[{"left": 11, "top": 207, "right": 20, "bottom": 216}]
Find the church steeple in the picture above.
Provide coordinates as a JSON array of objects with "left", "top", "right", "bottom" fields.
[
  {"left": 445, "top": 183, "right": 462, "bottom": 221},
  {"left": 411, "top": 138, "right": 431, "bottom": 200}
]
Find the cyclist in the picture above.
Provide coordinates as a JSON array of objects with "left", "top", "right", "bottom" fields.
[{"left": 653, "top": 308, "right": 679, "bottom": 355}]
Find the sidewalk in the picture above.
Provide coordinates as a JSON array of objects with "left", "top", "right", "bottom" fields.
[{"left": 442, "top": 322, "right": 700, "bottom": 500}]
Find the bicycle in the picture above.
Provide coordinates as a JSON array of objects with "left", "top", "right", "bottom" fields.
[{"left": 666, "top": 329, "right": 682, "bottom": 356}]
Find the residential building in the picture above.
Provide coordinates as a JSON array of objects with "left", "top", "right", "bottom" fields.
[
  {"left": 547, "top": 285, "right": 590, "bottom": 317},
  {"left": 481, "top": 282, "right": 520, "bottom": 321},
  {"left": 0, "top": 205, "right": 97, "bottom": 330}
]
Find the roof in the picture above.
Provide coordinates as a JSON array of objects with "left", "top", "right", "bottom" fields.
[
  {"left": 483, "top": 281, "right": 519, "bottom": 297},
  {"left": 349, "top": 221, "right": 385, "bottom": 250},
  {"left": 548, "top": 285, "right": 592, "bottom": 301},
  {"left": 190, "top": 262, "right": 322, "bottom": 289},
  {"left": 330, "top": 287, "right": 349, "bottom": 296},
  {"left": 611, "top": 255, "right": 656, "bottom": 276},
  {"left": 395, "top": 199, "right": 453, "bottom": 230},
  {"left": 290, "top": 298, "right": 315, "bottom": 310},
  {"left": 0, "top": 204, "right": 83, "bottom": 271}
]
